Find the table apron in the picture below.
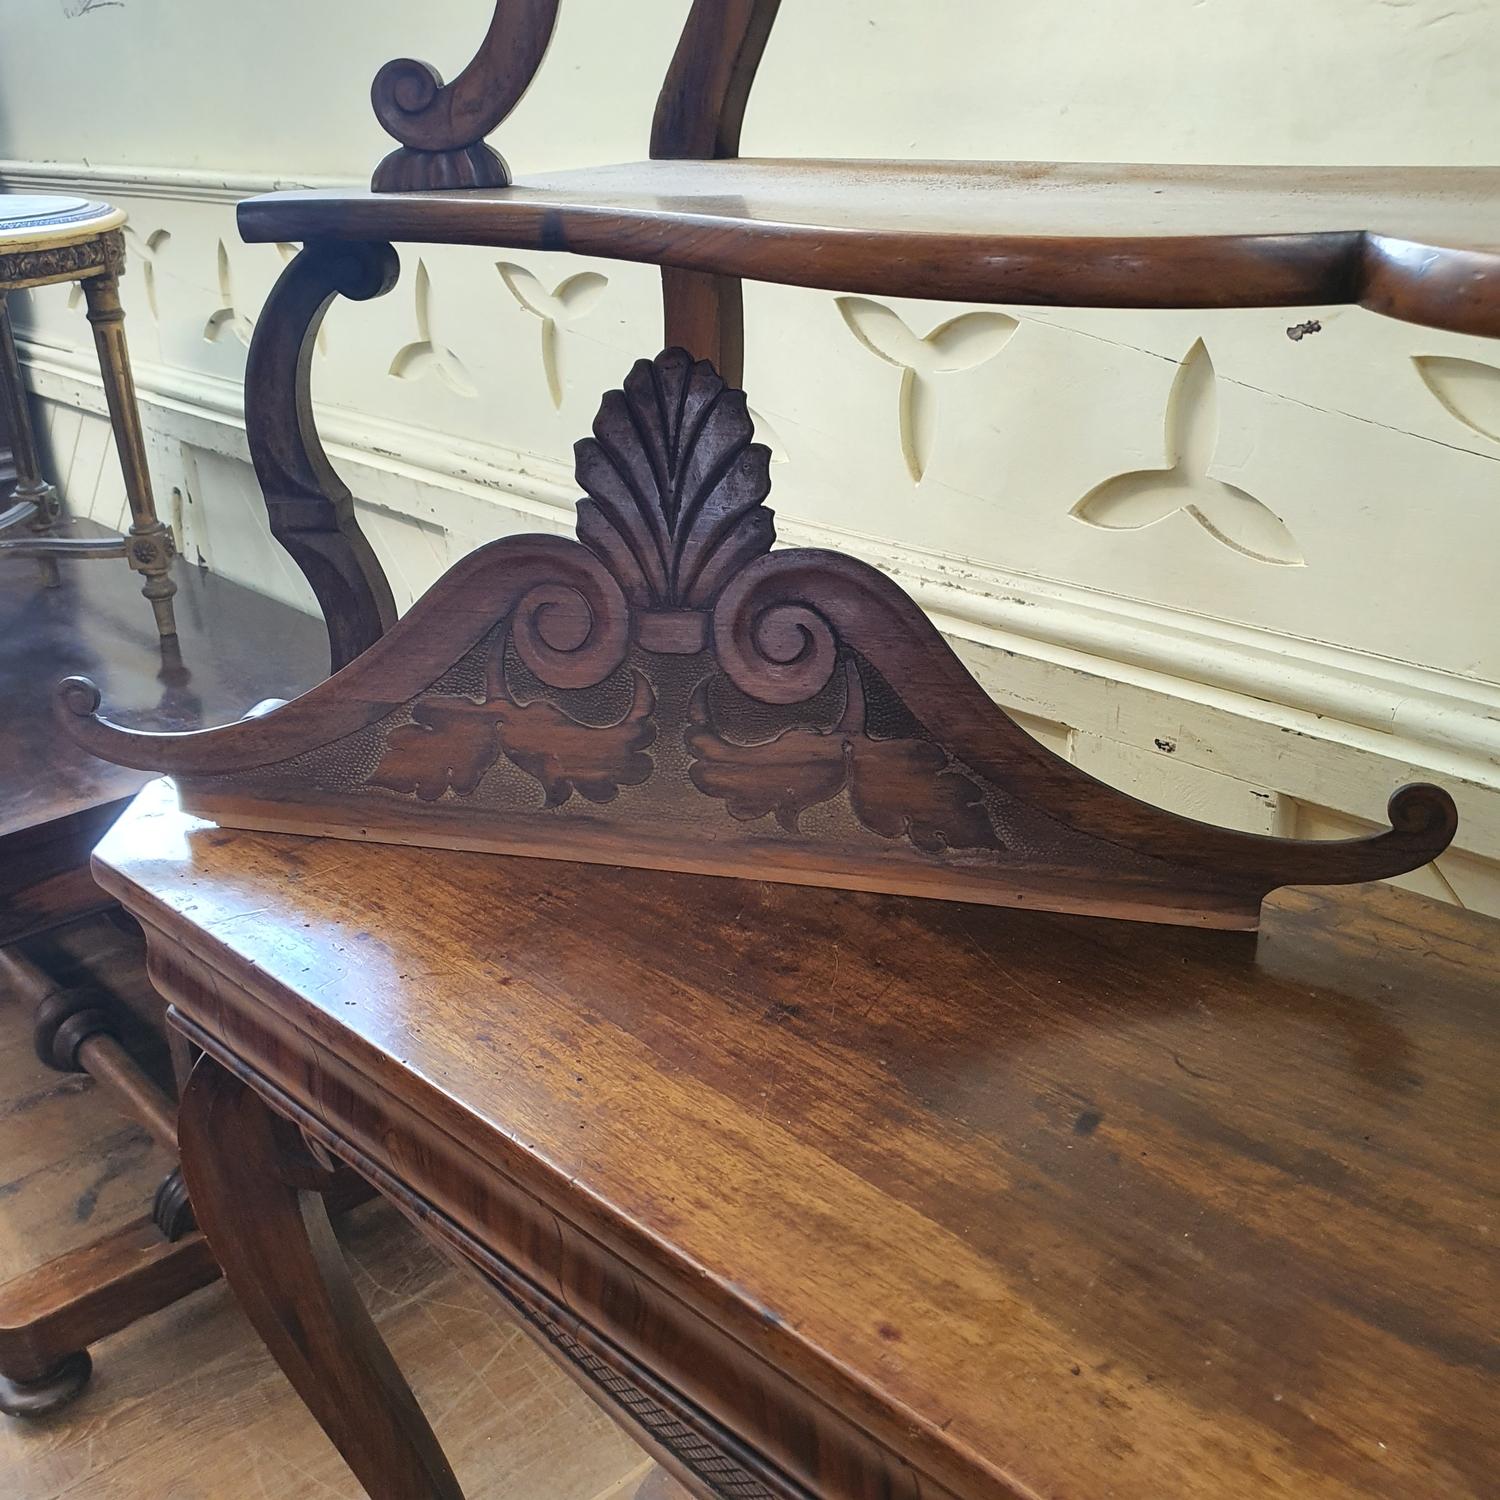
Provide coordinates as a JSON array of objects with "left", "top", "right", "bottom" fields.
[{"left": 144, "top": 926, "right": 988, "bottom": 1500}]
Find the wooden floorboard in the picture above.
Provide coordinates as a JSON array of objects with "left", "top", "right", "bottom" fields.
[{"left": 0, "top": 951, "right": 660, "bottom": 1499}]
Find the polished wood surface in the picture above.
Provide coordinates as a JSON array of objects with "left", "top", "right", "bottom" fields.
[
  {"left": 0, "top": 969, "right": 660, "bottom": 1497},
  {"left": 650, "top": 0, "right": 782, "bottom": 162},
  {"left": 176, "top": 1058, "right": 464, "bottom": 1498},
  {"left": 64, "top": 350, "right": 1455, "bottom": 931},
  {"left": 0, "top": 523, "right": 327, "bottom": 845},
  {"left": 241, "top": 241, "right": 400, "bottom": 671},
  {"left": 242, "top": 161, "right": 1500, "bottom": 336},
  {"left": 0, "top": 503, "right": 334, "bottom": 1409},
  {"left": 99, "top": 779, "right": 1500, "bottom": 1499},
  {"left": 0, "top": 1217, "right": 216, "bottom": 1392},
  {"left": 369, "top": 0, "right": 561, "bottom": 191}
]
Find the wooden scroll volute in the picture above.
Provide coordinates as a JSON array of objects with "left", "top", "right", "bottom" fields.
[
  {"left": 369, "top": 0, "right": 561, "bottom": 191},
  {"left": 59, "top": 349, "right": 1456, "bottom": 930}
]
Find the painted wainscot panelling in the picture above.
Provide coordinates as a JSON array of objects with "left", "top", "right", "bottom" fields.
[{"left": 1, "top": 0, "right": 1497, "bottom": 914}]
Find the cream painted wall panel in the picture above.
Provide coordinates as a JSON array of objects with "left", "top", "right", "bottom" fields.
[
  {"left": 2, "top": 2, "right": 1496, "bottom": 171},
  {"left": 2, "top": 0, "right": 1497, "bottom": 914}
]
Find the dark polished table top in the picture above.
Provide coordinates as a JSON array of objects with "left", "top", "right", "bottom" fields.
[
  {"left": 97, "top": 779, "right": 1500, "bottom": 1500},
  {"left": 1, "top": 530, "right": 327, "bottom": 842}
]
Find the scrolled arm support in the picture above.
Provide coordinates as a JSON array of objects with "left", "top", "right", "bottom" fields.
[
  {"left": 244, "top": 240, "right": 401, "bottom": 673},
  {"left": 370, "top": 0, "right": 562, "bottom": 191}
]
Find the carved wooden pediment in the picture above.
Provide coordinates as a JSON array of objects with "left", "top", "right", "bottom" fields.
[{"left": 61, "top": 349, "right": 1456, "bottom": 929}]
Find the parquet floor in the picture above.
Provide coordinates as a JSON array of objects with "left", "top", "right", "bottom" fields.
[{"left": 0, "top": 937, "right": 664, "bottom": 1500}]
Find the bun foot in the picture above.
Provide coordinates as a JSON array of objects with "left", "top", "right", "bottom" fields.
[{"left": 0, "top": 1350, "right": 92, "bottom": 1417}]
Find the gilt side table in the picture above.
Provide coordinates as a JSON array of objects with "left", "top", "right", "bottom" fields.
[{"left": 0, "top": 194, "right": 176, "bottom": 641}]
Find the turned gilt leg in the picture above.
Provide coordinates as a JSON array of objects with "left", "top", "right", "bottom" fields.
[
  {"left": 80, "top": 269, "right": 177, "bottom": 641},
  {"left": 176, "top": 1054, "right": 463, "bottom": 1499}
]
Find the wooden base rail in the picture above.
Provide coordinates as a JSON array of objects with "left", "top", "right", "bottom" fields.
[
  {"left": 0, "top": 943, "right": 377, "bottom": 1417},
  {"left": 1, "top": 947, "right": 181, "bottom": 1152},
  {"left": 0, "top": 945, "right": 215, "bottom": 1416}
]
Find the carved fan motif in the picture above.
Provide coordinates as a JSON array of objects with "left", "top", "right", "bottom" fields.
[
  {"left": 576, "top": 347, "right": 774, "bottom": 608},
  {"left": 59, "top": 348, "right": 1458, "bottom": 931}
]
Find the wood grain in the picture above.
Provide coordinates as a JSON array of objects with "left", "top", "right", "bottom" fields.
[
  {"left": 240, "top": 161, "right": 1500, "bottom": 337},
  {"left": 63, "top": 350, "right": 1456, "bottom": 930},
  {"left": 650, "top": 0, "right": 782, "bottom": 162},
  {"left": 0, "top": 1218, "right": 217, "bottom": 1387},
  {"left": 242, "top": 240, "right": 400, "bottom": 672},
  {"left": 97, "top": 779, "right": 1500, "bottom": 1499},
  {"left": 176, "top": 1054, "right": 464, "bottom": 1499},
  {"left": 0, "top": 1072, "right": 651, "bottom": 1500},
  {"left": 369, "top": 0, "right": 561, "bottom": 191}
]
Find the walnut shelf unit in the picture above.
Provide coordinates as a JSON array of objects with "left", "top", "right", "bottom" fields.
[
  {"left": 242, "top": 160, "right": 1500, "bottom": 336},
  {"left": 54, "top": 2, "right": 1500, "bottom": 1496}
]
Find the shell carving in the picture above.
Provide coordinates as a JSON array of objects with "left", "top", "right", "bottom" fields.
[
  {"left": 56, "top": 346, "right": 1460, "bottom": 931},
  {"left": 576, "top": 348, "right": 775, "bottom": 608}
]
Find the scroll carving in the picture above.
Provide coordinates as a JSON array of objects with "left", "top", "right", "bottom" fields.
[
  {"left": 243, "top": 241, "right": 401, "bottom": 672},
  {"left": 370, "top": 0, "right": 562, "bottom": 192},
  {"left": 59, "top": 349, "right": 1458, "bottom": 931}
]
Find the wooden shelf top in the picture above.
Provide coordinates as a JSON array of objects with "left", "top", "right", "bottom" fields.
[
  {"left": 240, "top": 159, "right": 1500, "bottom": 335},
  {"left": 97, "top": 779, "right": 1500, "bottom": 1500}
]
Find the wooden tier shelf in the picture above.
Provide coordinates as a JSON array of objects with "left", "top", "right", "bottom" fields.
[{"left": 240, "top": 160, "right": 1500, "bottom": 335}]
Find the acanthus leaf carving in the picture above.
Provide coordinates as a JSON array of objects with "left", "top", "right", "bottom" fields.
[
  {"left": 371, "top": 697, "right": 502, "bottom": 801},
  {"left": 371, "top": 655, "right": 656, "bottom": 808},
  {"left": 65, "top": 347, "right": 1457, "bottom": 932},
  {"left": 687, "top": 660, "right": 1003, "bottom": 854},
  {"left": 489, "top": 667, "right": 656, "bottom": 807},
  {"left": 685, "top": 684, "right": 848, "bottom": 833},
  {"left": 576, "top": 348, "right": 774, "bottom": 609}
]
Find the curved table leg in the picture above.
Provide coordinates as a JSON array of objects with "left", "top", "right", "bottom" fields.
[
  {"left": 177, "top": 1053, "right": 463, "bottom": 1499},
  {"left": 245, "top": 241, "right": 401, "bottom": 673}
]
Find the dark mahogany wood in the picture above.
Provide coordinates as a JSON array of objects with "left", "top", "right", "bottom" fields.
[
  {"left": 242, "top": 241, "right": 400, "bottom": 671},
  {"left": 659, "top": 265, "right": 744, "bottom": 386},
  {"left": 650, "top": 0, "right": 782, "bottom": 162},
  {"left": 0, "top": 799, "right": 128, "bottom": 946},
  {"left": 175, "top": 1054, "right": 463, "bottom": 1499},
  {"left": 649, "top": 1, "right": 781, "bottom": 386},
  {"left": 94, "top": 779, "right": 1500, "bottom": 1499},
  {"left": 369, "top": 0, "right": 561, "bottom": 191},
  {"left": 0, "top": 1220, "right": 218, "bottom": 1408},
  {"left": 0, "top": 538, "right": 327, "bottom": 1412},
  {"left": 62, "top": 350, "right": 1456, "bottom": 930},
  {"left": 1, "top": 529, "right": 328, "bottom": 941},
  {"left": 241, "top": 162, "right": 1500, "bottom": 339}
]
